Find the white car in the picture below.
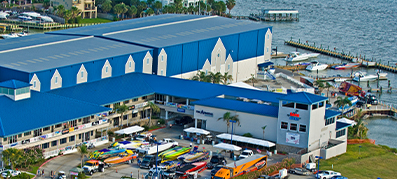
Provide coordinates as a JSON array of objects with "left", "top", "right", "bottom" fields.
[
  {"left": 162, "top": 138, "right": 178, "bottom": 146},
  {"left": 239, "top": 150, "right": 254, "bottom": 159},
  {"left": 317, "top": 170, "right": 341, "bottom": 179},
  {"left": 1, "top": 169, "right": 21, "bottom": 177}
]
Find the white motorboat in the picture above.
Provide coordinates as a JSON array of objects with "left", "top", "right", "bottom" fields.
[
  {"left": 1, "top": 32, "right": 19, "bottom": 39},
  {"left": 0, "top": 12, "right": 9, "bottom": 19},
  {"left": 376, "top": 70, "right": 387, "bottom": 77},
  {"left": 17, "top": 31, "right": 28, "bottom": 37},
  {"left": 284, "top": 52, "right": 320, "bottom": 62},
  {"left": 353, "top": 72, "right": 378, "bottom": 82},
  {"left": 334, "top": 78, "right": 346, "bottom": 82},
  {"left": 306, "top": 61, "right": 328, "bottom": 71},
  {"left": 18, "top": 15, "right": 32, "bottom": 21}
]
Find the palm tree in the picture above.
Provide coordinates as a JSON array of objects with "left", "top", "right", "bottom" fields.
[
  {"left": 315, "top": 80, "right": 325, "bottom": 94},
  {"left": 71, "top": 7, "right": 82, "bottom": 19},
  {"left": 334, "top": 96, "right": 352, "bottom": 116},
  {"left": 324, "top": 82, "right": 333, "bottom": 97},
  {"left": 210, "top": 72, "right": 222, "bottom": 84},
  {"left": 261, "top": 125, "right": 267, "bottom": 139},
  {"left": 225, "top": 0, "right": 235, "bottom": 14},
  {"left": 101, "top": 0, "right": 112, "bottom": 13},
  {"left": 114, "top": 103, "right": 128, "bottom": 127},
  {"left": 191, "top": 71, "right": 211, "bottom": 83},
  {"left": 218, "top": 112, "right": 239, "bottom": 133},
  {"left": 144, "top": 101, "right": 160, "bottom": 128},
  {"left": 77, "top": 144, "right": 89, "bottom": 169},
  {"left": 127, "top": 5, "right": 137, "bottom": 18},
  {"left": 154, "top": 1, "right": 162, "bottom": 14},
  {"left": 56, "top": 5, "right": 65, "bottom": 17},
  {"left": 2, "top": 148, "right": 23, "bottom": 169},
  {"left": 43, "top": 0, "right": 50, "bottom": 9},
  {"left": 31, "top": 4, "right": 36, "bottom": 11},
  {"left": 146, "top": 7, "right": 155, "bottom": 16},
  {"left": 221, "top": 72, "right": 233, "bottom": 85},
  {"left": 113, "top": 3, "right": 124, "bottom": 19},
  {"left": 63, "top": 10, "right": 72, "bottom": 23},
  {"left": 247, "top": 74, "right": 257, "bottom": 86}
]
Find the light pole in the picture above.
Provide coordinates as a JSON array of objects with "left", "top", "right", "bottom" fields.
[
  {"left": 229, "top": 120, "right": 236, "bottom": 144},
  {"left": 315, "top": 156, "right": 323, "bottom": 179},
  {"left": 155, "top": 142, "right": 160, "bottom": 177}
]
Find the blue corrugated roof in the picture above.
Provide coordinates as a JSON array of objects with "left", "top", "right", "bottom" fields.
[
  {"left": 47, "top": 14, "right": 201, "bottom": 36},
  {"left": 103, "top": 15, "right": 270, "bottom": 48},
  {"left": 336, "top": 121, "right": 351, "bottom": 130},
  {"left": 258, "top": 62, "right": 273, "bottom": 68},
  {"left": 0, "top": 79, "right": 31, "bottom": 89},
  {"left": 325, "top": 110, "right": 341, "bottom": 119},
  {"left": 49, "top": 73, "right": 155, "bottom": 105},
  {"left": 278, "top": 92, "right": 327, "bottom": 104},
  {"left": 0, "top": 34, "right": 78, "bottom": 52},
  {"left": 0, "top": 91, "right": 110, "bottom": 137},
  {"left": 0, "top": 36, "right": 151, "bottom": 73},
  {"left": 192, "top": 98, "right": 279, "bottom": 117}
]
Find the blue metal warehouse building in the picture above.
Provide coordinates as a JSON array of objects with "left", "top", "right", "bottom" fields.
[{"left": 0, "top": 14, "right": 272, "bottom": 92}]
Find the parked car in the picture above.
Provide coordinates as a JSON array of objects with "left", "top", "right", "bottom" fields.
[
  {"left": 257, "top": 175, "right": 273, "bottom": 179},
  {"left": 207, "top": 154, "right": 226, "bottom": 169},
  {"left": 330, "top": 176, "right": 348, "bottom": 179},
  {"left": 140, "top": 155, "right": 162, "bottom": 169},
  {"left": 239, "top": 149, "right": 254, "bottom": 159},
  {"left": 1, "top": 169, "right": 21, "bottom": 177},
  {"left": 57, "top": 171, "right": 67, "bottom": 179},
  {"left": 288, "top": 168, "right": 311, "bottom": 175},
  {"left": 211, "top": 165, "right": 223, "bottom": 176},
  {"left": 317, "top": 170, "right": 341, "bottom": 179}
]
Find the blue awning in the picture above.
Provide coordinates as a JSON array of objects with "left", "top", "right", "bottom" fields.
[{"left": 258, "top": 62, "right": 274, "bottom": 68}]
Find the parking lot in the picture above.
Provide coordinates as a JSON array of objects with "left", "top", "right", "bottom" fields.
[{"left": 40, "top": 125, "right": 287, "bottom": 179}]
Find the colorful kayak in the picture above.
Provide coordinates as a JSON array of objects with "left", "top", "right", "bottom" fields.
[
  {"left": 183, "top": 152, "right": 209, "bottom": 163},
  {"left": 163, "top": 147, "right": 191, "bottom": 159},
  {"left": 90, "top": 148, "right": 126, "bottom": 159},
  {"left": 158, "top": 146, "right": 182, "bottom": 157},
  {"left": 104, "top": 151, "right": 138, "bottom": 165}
]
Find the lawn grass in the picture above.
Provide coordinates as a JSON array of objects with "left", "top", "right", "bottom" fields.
[
  {"left": 320, "top": 143, "right": 397, "bottom": 179},
  {"left": 28, "top": 165, "right": 39, "bottom": 175},
  {"left": 79, "top": 18, "right": 112, "bottom": 24}
]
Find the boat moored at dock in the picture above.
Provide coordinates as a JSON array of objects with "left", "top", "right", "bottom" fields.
[
  {"left": 284, "top": 52, "right": 320, "bottom": 62},
  {"left": 306, "top": 61, "right": 328, "bottom": 71}
]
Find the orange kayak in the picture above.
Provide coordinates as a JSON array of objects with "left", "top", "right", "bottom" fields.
[{"left": 104, "top": 153, "right": 137, "bottom": 165}]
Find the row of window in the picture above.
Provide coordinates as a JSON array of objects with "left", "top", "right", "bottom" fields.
[
  {"left": 0, "top": 87, "right": 29, "bottom": 95},
  {"left": 281, "top": 121, "right": 307, "bottom": 132},
  {"left": 325, "top": 117, "right": 336, "bottom": 126},
  {"left": 336, "top": 129, "right": 346, "bottom": 138},
  {"left": 282, "top": 101, "right": 325, "bottom": 110},
  {"left": 41, "top": 131, "right": 93, "bottom": 149}
]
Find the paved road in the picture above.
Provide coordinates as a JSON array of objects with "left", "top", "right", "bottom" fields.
[{"left": 40, "top": 126, "right": 287, "bottom": 179}]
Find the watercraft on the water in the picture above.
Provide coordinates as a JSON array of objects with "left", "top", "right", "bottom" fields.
[
  {"left": 306, "top": 61, "right": 328, "bottom": 71},
  {"left": 284, "top": 52, "right": 320, "bottom": 62},
  {"left": 1, "top": 32, "right": 19, "bottom": 39},
  {"left": 353, "top": 73, "right": 378, "bottom": 82},
  {"left": 331, "top": 63, "right": 360, "bottom": 70}
]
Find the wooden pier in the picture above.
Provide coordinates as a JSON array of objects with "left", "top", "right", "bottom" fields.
[{"left": 284, "top": 40, "right": 397, "bottom": 73}]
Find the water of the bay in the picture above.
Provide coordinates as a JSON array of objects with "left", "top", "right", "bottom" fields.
[{"left": 231, "top": 0, "right": 397, "bottom": 148}]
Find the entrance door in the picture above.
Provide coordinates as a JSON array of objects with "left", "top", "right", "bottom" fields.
[
  {"left": 113, "top": 118, "right": 119, "bottom": 126},
  {"left": 85, "top": 132, "right": 90, "bottom": 141},
  {"left": 202, "top": 120, "right": 207, "bottom": 129}
]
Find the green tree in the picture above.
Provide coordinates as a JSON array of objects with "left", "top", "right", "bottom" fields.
[
  {"left": 153, "top": 1, "right": 162, "bottom": 14},
  {"left": 191, "top": 71, "right": 211, "bottom": 83},
  {"left": 77, "top": 144, "right": 89, "bottom": 169},
  {"left": 144, "top": 101, "right": 160, "bottom": 128},
  {"left": 218, "top": 112, "right": 239, "bottom": 133},
  {"left": 334, "top": 96, "right": 352, "bottom": 116},
  {"left": 247, "top": 74, "right": 257, "bottom": 86},
  {"left": 130, "top": 0, "right": 139, "bottom": 6},
  {"left": 315, "top": 80, "right": 325, "bottom": 94},
  {"left": 221, "top": 72, "right": 233, "bottom": 85},
  {"left": 225, "top": 0, "right": 235, "bottom": 14},
  {"left": 210, "top": 72, "right": 222, "bottom": 84},
  {"left": 101, "top": 0, "right": 113, "bottom": 13},
  {"left": 146, "top": 0, "right": 154, "bottom": 7},
  {"left": 121, "top": 3, "right": 129, "bottom": 19},
  {"left": 324, "top": 82, "right": 333, "bottom": 97},
  {"left": 261, "top": 125, "right": 267, "bottom": 139},
  {"left": 2, "top": 148, "right": 23, "bottom": 169},
  {"left": 64, "top": 10, "right": 72, "bottom": 24},
  {"left": 56, "top": 5, "right": 66, "bottom": 17},
  {"left": 31, "top": 4, "right": 36, "bottom": 11},
  {"left": 114, "top": 103, "right": 128, "bottom": 127},
  {"left": 146, "top": 7, "right": 154, "bottom": 15},
  {"left": 43, "top": 0, "right": 50, "bottom": 9},
  {"left": 127, "top": 5, "right": 137, "bottom": 18},
  {"left": 173, "top": 0, "right": 183, "bottom": 10},
  {"left": 71, "top": 6, "right": 82, "bottom": 19},
  {"left": 113, "top": 3, "right": 124, "bottom": 18}
]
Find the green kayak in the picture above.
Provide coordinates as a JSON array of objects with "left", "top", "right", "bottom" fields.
[
  {"left": 158, "top": 146, "right": 182, "bottom": 157},
  {"left": 163, "top": 147, "right": 191, "bottom": 159}
]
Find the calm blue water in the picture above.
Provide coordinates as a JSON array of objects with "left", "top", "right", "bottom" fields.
[{"left": 232, "top": 0, "right": 397, "bottom": 148}]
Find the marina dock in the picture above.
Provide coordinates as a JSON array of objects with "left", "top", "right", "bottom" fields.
[
  {"left": 0, "top": 20, "right": 103, "bottom": 30},
  {"left": 284, "top": 39, "right": 397, "bottom": 73}
]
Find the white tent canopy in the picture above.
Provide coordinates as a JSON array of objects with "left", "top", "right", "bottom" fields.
[
  {"left": 338, "top": 117, "right": 357, "bottom": 126},
  {"left": 217, "top": 133, "right": 276, "bottom": 148},
  {"left": 228, "top": 82, "right": 261, "bottom": 91},
  {"left": 183, "top": 127, "right": 210, "bottom": 135},
  {"left": 214, "top": 143, "right": 242, "bottom": 151},
  {"left": 115, "top": 125, "right": 144, "bottom": 135}
]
